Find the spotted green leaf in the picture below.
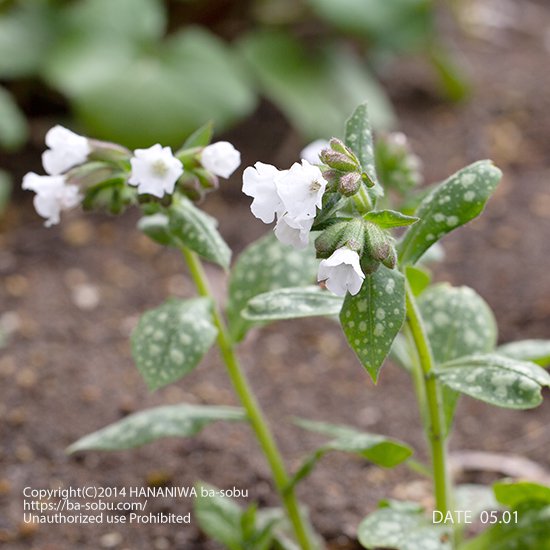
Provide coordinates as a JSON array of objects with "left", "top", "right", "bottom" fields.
[
  {"left": 419, "top": 284, "right": 497, "bottom": 365},
  {"left": 497, "top": 340, "right": 550, "bottom": 368},
  {"left": 435, "top": 354, "right": 550, "bottom": 409},
  {"left": 493, "top": 481, "right": 550, "bottom": 508},
  {"left": 420, "top": 284, "right": 497, "bottom": 433},
  {"left": 242, "top": 286, "right": 342, "bottom": 322},
  {"left": 131, "top": 298, "right": 217, "bottom": 390},
  {"left": 345, "top": 102, "right": 384, "bottom": 204},
  {"left": 67, "top": 404, "right": 246, "bottom": 452},
  {"left": 358, "top": 504, "right": 451, "bottom": 550},
  {"left": 227, "top": 233, "right": 318, "bottom": 341},
  {"left": 168, "top": 197, "right": 231, "bottom": 270},
  {"left": 398, "top": 160, "right": 502, "bottom": 265},
  {"left": 460, "top": 501, "right": 550, "bottom": 550},
  {"left": 289, "top": 419, "right": 412, "bottom": 491},
  {"left": 138, "top": 213, "right": 175, "bottom": 247},
  {"left": 340, "top": 266, "right": 406, "bottom": 382}
]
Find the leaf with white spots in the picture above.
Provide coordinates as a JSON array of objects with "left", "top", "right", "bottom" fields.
[
  {"left": 289, "top": 419, "right": 413, "bottom": 490},
  {"left": 67, "top": 404, "right": 246, "bottom": 452},
  {"left": 340, "top": 266, "right": 406, "bottom": 382},
  {"left": 138, "top": 213, "right": 176, "bottom": 247},
  {"left": 434, "top": 354, "right": 550, "bottom": 409},
  {"left": 345, "top": 102, "right": 384, "bottom": 204},
  {"left": 242, "top": 286, "right": 343, "bottom": 322},
  {"left": 497, "top": 340, "right": 550, "bottom": 368},
  {"left": 168, "top": 197, "right": 231, "bottom": 270},
  {"left": 227, "top": 233, "right": 318, "bottom": 341},
  {"left": 398, "top": 160, "right": 502, "bottom": 265},
  {"left": 358, "top": 504, "right": 451, "bottom": 550},
  {"left": 131, "top": 298, "right": 217, "bottom": 390},
  {"left": 419, "top": 284, "right": 498, "bottom": 433}
]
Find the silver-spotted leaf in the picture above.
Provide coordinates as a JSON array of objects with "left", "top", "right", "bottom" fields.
[
  {"left": 242, "top": 286, "right": 343, "bottom": 322},
  {"left": 345, "top": 102, "right": 384, "bottom": 204},
  {"left": 497, "top": 340, "right": 550, "bottom": 368},
  {"left": 435, "top": 354, "right": 550, "bottom": 409},
  {"left": 398, "top": 160, "right": 502, "bottom": 265},
  {"left": 169, "top": 198, "right": 231, "bottom": 269},
  {"left": 68, "top": 405, "right": 246, "bottom": 452},
  {"left": 340, "top": 266, "right": 406, "bottom": 382},
  {"left": 131, "top": 298, "right": 217, "bottom": 390},
  {"left": 358, "top": 506, "right": 451, "bottom": 550},
  {"left": 227, "top": 233, "right": 318, "bottom": 341}
]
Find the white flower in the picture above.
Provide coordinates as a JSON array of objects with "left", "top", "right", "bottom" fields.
[
  {"left": 317, "top": 247, "right": 365, "bottom": 296},
  {"left": 276, "top": 160, "right": 327, "bottom": 221},
  {"left": 300, "top": 139, "right": 329, "bottom": 165},
  {"left": 22, "top": 172, "right": 81, "bottom": 227},
  {"left": 242, "top": 162, "right": 285, "bottom": 223},
  {"left": 274, "top": 214, "right": 313, "bottom": 250},
  {"left": 201, "top": 141, "right": 241, "bottom": 178},
  {"left": 128, "top": 144, "right": 183, "bottom": 198},
  {"left": 42, "top": 125, "right": 91, "bottom": 176},
  {"left": 242, "top": 159, "right": 327, "bottom": 248}
]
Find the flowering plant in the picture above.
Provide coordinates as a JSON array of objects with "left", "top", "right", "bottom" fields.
[{"left": 24, "top": 105, "right": 550, "bottom": 550}]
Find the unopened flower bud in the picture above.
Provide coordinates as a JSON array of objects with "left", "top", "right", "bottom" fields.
[
  {"left": 177, "top": 174, "right": 204, "bottom": 202},
  {"left": 195, "top": 168, "right": 219, "bottom": 192},
  {"left": 360, "top": 254, "right": 381, "bottom": 275},
  {"left": 328, "top": 138, "right": 359, "bottom": 164},
  {"left": 65, "top": 161, "right": 119, "bottom": 189},
  {"left": 338, "top": 171, "right": 362, "bottom": 197},
  {"left": 382, "top": 244, "right": 397, "bottom": 269},
  {"left": 319, "top": 149, "right": 358, "bottom": 172},
  {"left": 365, "top": 222, "right": 391, "bottom": 262},
  {"left": 88, "top": 140, "right": 131, "bottom": 164},
  {"left": 315, "top": 218, "right": 365, "bottom": 259}
]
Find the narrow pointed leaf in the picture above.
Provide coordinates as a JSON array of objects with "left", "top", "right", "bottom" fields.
[
  {"left": 405, "top": 265, "right": 431, "bottom": 297},
  {"left": 497, "top": 340, "right": 550, "bottom": 368},
  {"left": 131, "top": 298, "right": 217, "bottom": 390},
  {"left": 358, "top": 505, "right": 451, "bottom": 550},
  {"left": 435, "top": 354, "right": 550, "bottom": 409},
  {"left": 345, "top": 102, "right": 384, "bottom": 203},
  {"left": 340, "top": 266, "right": 406, "bottom": 382},
  {"left": 68, "top": 405, "right": 246, "bottom": 452},
  {"left": 290, "top": 419, "right": 412, "bottom": 490},
  {"left": 365, "top": 209, "right": 419, "bottom": 229},
  {"left": 181, "top": 121, "right": 213, "bottom": 149},
  {"left": 227, "top": 233, "right": 318, "bottom": 341},
  {"left": 398, "top": 160, "right": 502, "bottom": 265},
  {"left": 242, "top": 286, "right": 343, "bottom": 321},
  {"left": 168, "top": 197, "right": 231, "bottom": 269}
]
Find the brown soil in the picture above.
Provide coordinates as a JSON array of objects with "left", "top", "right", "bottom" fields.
[{"left": 1, "top": 2, "right": 550, "bottom": 549}]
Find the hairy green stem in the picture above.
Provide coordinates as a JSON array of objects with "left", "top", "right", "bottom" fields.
[
  {"left": 404, "top": 282, "right": 451, "bottom": 518},
  {"left": 180, "top": 246, "right": 315, "bottom": 550}
]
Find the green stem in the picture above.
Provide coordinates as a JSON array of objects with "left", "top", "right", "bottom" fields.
[
  {"left": 352, "top": 183, "right": 373, "bottom": 213},
  {"left": 180, "top": 246, "right": 315, "bottom": 550},
  {"left": 404, "top": 282, "right": 451, "bottom": 517}
]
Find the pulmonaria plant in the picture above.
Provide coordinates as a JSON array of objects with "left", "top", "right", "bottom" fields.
[{"left": 24, "top": 105, "right": 550, "bottom": 550}]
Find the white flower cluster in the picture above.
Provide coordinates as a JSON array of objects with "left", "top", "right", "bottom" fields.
[
  {"left": 242, "top": 145, "right": 365, "bottom": 297},
  {"left": 22, "top": 125, "right": 241, "bottom": 226}
]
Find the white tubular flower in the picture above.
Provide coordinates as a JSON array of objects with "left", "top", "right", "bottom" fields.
[
  {"left": 22, "top": 172, "right": 81, "bottom": 227},
  {"left": 300, "top": 139, "right": 329, "bottom": 165},
  {"left": 201, "top": 141, "right": 241, "bottom": 178},
  {"left": 242, "top": 162, "right": 285, "bottom": 223},
  {"left": 317, "top": 247, "right": 365, "bottom": 297},
  {"left": 276, "top": 160, "right": 327, "bottom": 221},
  {"left": 42, "top": 125, "right": 91, "bottom": 176},
  {"left": 128, "top": 144, "right": 184, "bottom": 198},
  {"left": 274, "top": 214, "right": 314, "bottom": 250}
]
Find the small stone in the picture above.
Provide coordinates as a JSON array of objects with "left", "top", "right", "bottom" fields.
[
  {"left": 7, "top": 407, "right": 27, "bottom": 426},
  {"left": 100, "top": 532, "right": 123, "bottom": 548},
  {"left": 0, "top": 478, "right": 12, "bottom": 495},
  {"left": 146, "top": 470, "right": 172, "bottom": 487},
  {"left": 5, "top": 275, "right": 29, "bottom": 297},
  {"left": 17, "top": 522, "right": 39, "bottom": 539},
  {"left": 15, "top": 445, "right": 34, "bottom": 463},
  {"left": 62, "top": 219, "right": 95, "bottom": 247},
  {"left": 71, "top": 283, "right": 100, "bottom": 310},
  {"left": 0, "top": 356, "right": 16, "bottom": 377},
  {"left": 80, "top": 385, "right": 102, "bottom": 403},
  {"left": 16, "top": 369, "right": 37, "bottom": 389},
  {"left": 154, "top": 537, "right": 170, "bottom": 550}
]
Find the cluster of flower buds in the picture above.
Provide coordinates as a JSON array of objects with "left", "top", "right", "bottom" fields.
[
  {"left": 22, "top": 126, "right": 241, "bottom": 226},
  {"left": 242, "top": 137, "right": 408, "bottom": 297}
]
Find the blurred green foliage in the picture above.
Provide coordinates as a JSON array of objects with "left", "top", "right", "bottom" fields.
[{"left": 0, "top": 0, "right": 467, "bottom": 149}]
